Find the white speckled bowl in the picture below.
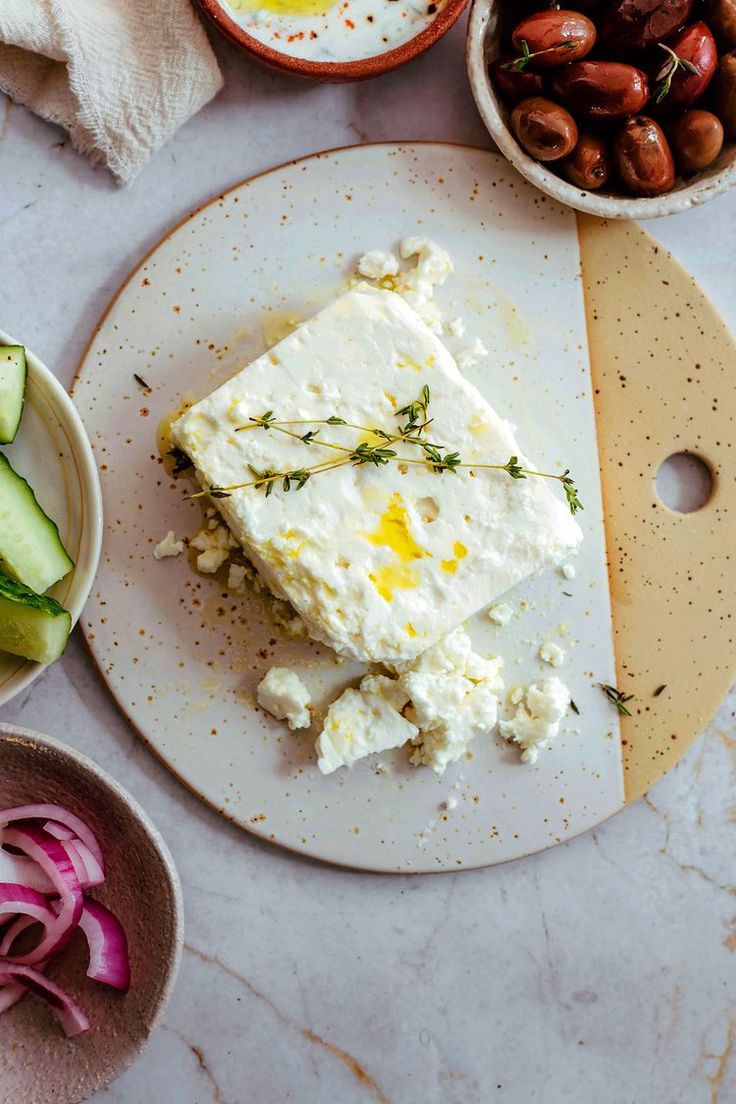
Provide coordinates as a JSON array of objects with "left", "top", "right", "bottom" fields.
[
  {"left": 0, "top": 725, "right": 183, "bottom": 1104},
  {"left": 466, "top": 0, "right": 736, "bottom": 218},
  {"left": 0, "top": 330, "right": 103, "bottom": 707}
]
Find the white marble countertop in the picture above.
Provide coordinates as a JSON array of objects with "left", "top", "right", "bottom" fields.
[{"left": 2, "top": 16, "right": 736, "bottom": 1103}]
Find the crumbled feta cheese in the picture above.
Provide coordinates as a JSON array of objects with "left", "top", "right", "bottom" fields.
[
  {"left": 257, "top": 667, "right": 312, "bottom": 731},
  {"left": 153, "top": 531, "right": 184, "bottom": 559},
  {"left": 190, "top": 523, "right": 237, "bottom": 553},
  {"left": 395, "top": 237, "right": 453, "bottom": 334},
  {"left": 196, "top": 547, "right": 228, "bottom": 573},
  {"left": 457, "top": 337, "right": 489, "bottom": 372},
  {"left": 315, "top": 630, "right": 502, "bottom": 775},
  {"left": 400, "top": 237, "right": 453, "bottom": 284},
  {"left": 357, "top": 250, "right": 399, "bottom": 280},
  {"left": 488, "top": 602, "right": 514, "bottom": 627},
  {"left": 539, "top": 641, "right": 566, "bottom": 667},
  {"left": 190, "top": 521, "right": 237, "bottom": 574},
  {"left": 316, "top": 687, "right": 418, "bottom": 774},
  {"left": 359, "top": 672, "right": 411, "bottom": 712},
  {"left": 499, "top": 676, "right": 570, "bottom": 763},
  {"left": 400, "top": 630, "right": 504, "bottom": 774},
  {"left": 448, "top": 316, "right": 466, "bottom": 338},
  {"left": 270, "top": 598, "right": 309, "bottom": 638},
  {"left": 561, "top": 563, "right": 577, "bottom": 580},
  {"left": 227, "top": 563, "right": 248, "bottom": 593}
]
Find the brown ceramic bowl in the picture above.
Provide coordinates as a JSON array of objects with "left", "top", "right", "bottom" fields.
[
  {"left": 0, "top": 725, "right": 183, "bottom": 1104},
  {"left": 196, "top": 0, "right": 469, "bottom": 82}
]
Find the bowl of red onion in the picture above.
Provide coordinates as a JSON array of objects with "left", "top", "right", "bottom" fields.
[{"left": 0, "top": 724, "right": 183, "bottom": 1104}]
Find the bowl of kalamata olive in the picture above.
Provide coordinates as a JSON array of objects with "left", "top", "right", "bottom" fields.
[{"left": 467, "top": 0, "right": 736, "bottom": 216}]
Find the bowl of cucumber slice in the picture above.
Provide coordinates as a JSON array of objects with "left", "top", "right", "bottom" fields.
[{"left": 0, "top": 333, "right": 102, "bottom": 705}]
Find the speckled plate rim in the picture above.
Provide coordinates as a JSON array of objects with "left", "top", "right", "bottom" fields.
[
  {"left": 195, "top": 0, "right": 469, "bottom": 81},
  {"left": 465, "top": 0, "right": 736, "bottom": 218},
  {"left": 0, "top": 722, "right": 185, "bottom": 1095},
  {"left": 0, "top": 331, "right": 103, "bottom": 707}
]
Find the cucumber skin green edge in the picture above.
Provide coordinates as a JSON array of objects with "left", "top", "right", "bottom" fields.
[
  {"left": 0, "top": 345, "right": 27, "bottom": 445},
  {"left": 0, "top": 451, "right": 74, "bottom": 592},
  {"left": 0, "top": 570, "right": 72, "bottom": 664}
]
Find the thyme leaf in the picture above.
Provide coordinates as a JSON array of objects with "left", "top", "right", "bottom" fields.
[{"left": 600, "top": 683, "right": 634, "bottom": 717}]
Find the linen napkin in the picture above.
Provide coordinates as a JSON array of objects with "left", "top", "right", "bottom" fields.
[{"left": 0, "top": 0, "right": 223, "bottom": 185}]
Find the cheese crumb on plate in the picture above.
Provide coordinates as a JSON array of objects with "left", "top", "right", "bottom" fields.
[
  {"left": 499, "top": 676, "right": 571, "bottom": 764},
  {"left": 488, "top": 602, "right": 514, "bottom": 627},
  {"left": 257, "top": 668, "right": 312, "bottom": 731},
  {"left": 153, "top": 531, "right": 184, "bottom": 559},
  {"left": 539, "top": 641, "right": 566, "bottom": 667}
]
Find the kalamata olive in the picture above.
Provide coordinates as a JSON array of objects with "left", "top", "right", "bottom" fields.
[
  {"left": 714, "top": 51, "right": 736, "bottom": 139},
  {"left": 490, "top": 58, "right": 545, "bottom": 105},
  {"left": 667, "top": 109, "right": 724, "bottom": 171},
  {"left": 614, "top": 115, "right": 676, "bottom": 195},
  {"left": 560, "top": 132, "right": 612, "bottom": 188},
  {"left": 651, "top": 22, "right": 718, "bottom": 110},
  {"left": 705, "top": 0, "right": 736, "bottom": 50},
  {"left": 551, "top": 61, "right": 649, "bottom": 118},
  {"left": 510, "top": 11, "right": 597, "bottom": 68},
  {"left": 600, "top": 0, "right": 695, "bottom": 53},
  {"left": 511, "top": 96, "right": 579, "bottom": 160}
]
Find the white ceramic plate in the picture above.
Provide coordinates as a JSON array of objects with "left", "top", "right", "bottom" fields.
[
  {"left": 73, "top": 144, "right": 624, "bottom": 872},
  {"left": 0, "top": 333, "right": 102, "bottom": 706}
]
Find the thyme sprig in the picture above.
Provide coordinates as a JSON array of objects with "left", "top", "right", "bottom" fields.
[
  {"left": 654, "top": 43, "right": 700, "bottom": 104},
  {"left": 600, "top": 683, "right": 634, "bottom": 717},
  {"left": 190, "top": 387, "right": 582, "bottom": 514},
  {"left": 168, "top": 446, "right": 192, "bottom": 475},
  {"left": 502, "top": 38, "right": 577, "bottom": 73}
]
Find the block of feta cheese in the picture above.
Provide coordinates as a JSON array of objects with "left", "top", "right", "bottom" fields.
[{"left": 173, "top": 285, "right": 582, "bottom": 664}]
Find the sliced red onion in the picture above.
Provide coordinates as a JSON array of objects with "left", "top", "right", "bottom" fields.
[
  {"left": 0, "top": 883, "right": 54, "bottom": 927},
  {"left": 0, "top": 914, "right": 40, "bottom": 956},
  {"left": 58, "top": 841, "right": 88, "bottom": 887},
  {"left": 0, "top": 964, "right": 90, "bottom": 1037},
  {"left": 0, "top": 804, "right": 104, "bottom": 871},
  {"left": 0, "top": 847, "right": 53, "bottom": 894},
  {"left": 78, "top": 900, "right": 131, "bottom": 991},
  {"left": 64, "top": 840, "right": 105, "bottom": 889},
  {"left": 2, "top": 826, "right": 82, "bottom": 965},
  {"left": 42, "top": 821, "right": 75, "bottom": 842}
]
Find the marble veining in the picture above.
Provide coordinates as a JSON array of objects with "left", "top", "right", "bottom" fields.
[{"left": 0, "top": 15, "right": 735, "bottom": 1103}]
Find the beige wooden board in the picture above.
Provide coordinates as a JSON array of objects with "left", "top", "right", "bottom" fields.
[{"left": 578, "top": 216, "right": 736, "bottom": 802}]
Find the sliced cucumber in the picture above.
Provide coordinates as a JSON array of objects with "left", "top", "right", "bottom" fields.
[
  {"left": 0, "top": 571, "right": 71, "bottom": 663},
  {"left": 0, "top": 345, "right": 27, "bottom": 444},
  {"left": 0, "top": 453, "right": 74, "bottom": 593}
]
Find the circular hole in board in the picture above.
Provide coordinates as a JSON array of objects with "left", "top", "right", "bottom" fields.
[{"left": 656, "top": 453, "right": 713, "bottom": 514}]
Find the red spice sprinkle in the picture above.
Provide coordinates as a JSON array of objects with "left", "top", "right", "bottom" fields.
[
  {"left": 345, "top": 17, "right": 355, "bottom": 27},
  {"left": 310, "top": 29, "right": 318, "bottom": 37}
]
